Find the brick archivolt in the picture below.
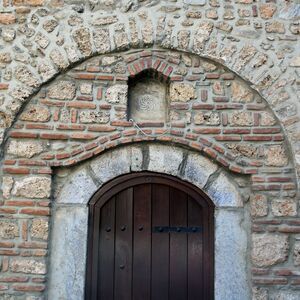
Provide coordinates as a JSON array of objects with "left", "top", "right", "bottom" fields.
[{"left": 0, "top": 3, "right": 299, "bottom": 183}]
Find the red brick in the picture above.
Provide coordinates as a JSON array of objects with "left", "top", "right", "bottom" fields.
[
  {"left": 216, "top": 104, "right": 243, "bottom": 110},
  {"left": 40, "top": 99, "right": 65, "bottom": 107},
  {"left": 0, "top": 249, "right": 19, "bottom": 256},
  {"left": 96, "top": 75, "right": 114, "bottom": 81},
  {"left": 97, "top": 87, "right": 103, "bottom": 100},
  {"left": 20, "top": 208, "right": 50, "bottom": 216},
  {"left": 56, "top": 153, "right": 71, "bottom": 160},
  {"left": 192, "top": 103, "right": 214, "bottom": 110},
  {"left": 110, "top": 133, "right": 121, "bottom": 140},
  {"left": 213, "top": 97, "right": 229, "bottom": 103},
  {"left": 66, "top": 102, "right": 96, "bottom": 109},
  {"left": 71, "top": 109, "right": 77, "bottom": 123},
  {"left": 205, "top": 73, "right": 220, "bottom": 79},
  {"left": 243, "top": 136, "right": 272, "bottom": 141},
  {"left": 223, "top": 129, "right": 250, "bottom": 134},
  {"left": 0, "top": 207, "right": 17, "bottom": 214},
  {"left": 10, "top": 132, "right": 38, "bottom": 138},
  {"left": 3, "top": 167, "right": 30, "bottom": 174},
  {"left": 18, "top": 242, "right": 47, "bottom": 249},
  {"left": 76, "top": 96, "right": 93, "bottom": 101},
  {"left": 19, "top": 160, "right": 46, "bottom": 166},
  {"left": 57, "top": 124, "right": 85, "bottom": 131},
  {"left": 100, "top": 104, "right": 112, "bottom": 109},
  {"left": 123, "top": 129, "right": 137, "bottom": 136},
  {"left": 70, "top": 133, "right": 97, "bottom": 140},
  {"left": 0, "top": 241, "right": 14, "bottom": 248},
  {"left": 136, "top": 122, "right": 164, "bottom": 128},
  {"left": 85, "top": 142, "right": 98, "bottom": 151},
  {"left": 0, "top": 276, "right": 28, "bottom": 283},
  {"left": 252, "top": 128, "right": 281, "bottom": 134},
  {"left": 252, "top": 278, "right": 287, "bottom": 285},
  {"left": 110, "top": 120, "right": 133, "bottom": 127},
  {"left": 73, "top": 73, "right": 96, "bottom": 80},
  {"left": 214, "top": 136, "right": 242, "bottom": 141},
  {"left": 170, "top": 103, "right": 189, "bottom": 110},
  {"left": 26, "top": 124, "right": 53, "bottom": 130},
  {"left": 4, "top": 160, "right": 16, "bottom": 165},
  {"left": 193, "top": 128, "right": 221, "bottom": 134},
  {"left": 0, "top": 83, "right": 9, "bottom": 90},
  {"left": 5, "top": 200, "right": 34, "bottom": 207},
  {"left": 40, "top": 133, "right": 69, "bottom": 140},
  {"left": 13, "top": 285, "right": 45, "bottom": 292}
]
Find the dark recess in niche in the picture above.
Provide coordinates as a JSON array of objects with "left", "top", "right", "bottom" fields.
[{"left": 128, "top": 69, "right": 169, "bottom": 123}]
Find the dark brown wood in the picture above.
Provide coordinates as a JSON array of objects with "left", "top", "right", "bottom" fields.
[
  {"left": 151, "top": 184, "right": 169, "bottom": 300},
  {"left": 86, "top": 172, "right": 214, "bottom": 300},
  {"left": 132, "top": 184, "right": 151, "bottom": 300},
  {"left": 169, "top": 187, "right": 188, "bottom": 300}
]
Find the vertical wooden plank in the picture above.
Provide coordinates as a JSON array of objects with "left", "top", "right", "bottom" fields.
[
  {"left": 99, "top": 197, "right": 116, "bottom": 300},
  {"left": 151, "top": 184, "right": 170, "bottom": 300},
  {"left": 169, "top": 187, "right": 187, "bottom": 300},
  {"left": 187, "top": 196, "right": 203, "bottom": 300},
  {"left": 133, "top": 184, "right": 151, "bottom": 300},
  {"left": 91, "top": 206, "right": 101, "bottom": 300},
  {"left": 114, "top": 188, "right": 133, "bottom": 300}
]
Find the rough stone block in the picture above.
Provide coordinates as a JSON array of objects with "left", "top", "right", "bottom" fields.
[
  {"left": 7, "top": 140, "right": 44, "bottom": 158},
  {"left": 2, "top": 176, "right": 14, "bottom": 199},
  {"left": 56, "top": 168, "right": 97, "bottom": 205},
  {"left": 30, "top": 219, "right": 48, "bottom": 241},
  {"left": 272, "top": 198, "right": 297, "bottom": 216},
  {"left": 229, "top": 111, "right": 253, "bottom": 126},
  {"left": 294, "top": 241, "right": 300, "bottom": 266},
  {"left": 184, "top": 153, "right": 218, "bottom": 189},
  {"left": 170, "top": 83, "right": 196, "bottom": 102},
  {"left": 105, "top": 84, "right": 128, "bottom": 104},
  {"left": 12, "top": 177, "right": 51, "bottom": 199},
  {"left": 215, "top": 210, "right": 249, "bottom": 300},
  {"left": 0, "top": 220, "right": 19, "bottom": 239},
  {"left": 148, "top": 144, "right": 183, "bottom": 176},
  {"left": 48, "top": 81, "right": 76, "bottom": 100},
  {"left": 231, "top": 81, "right": 253, "bottom": 103},
  {"left": 265, "top": 145, "right": 288, "bottom": 167},
  {"left": 250, "top": 194, "right": 268, "bottom": 217},
  {"left": 206, "top": 172, "right": 243, "bottom": 207},
  {"left": 19, "top": 105, "right": 51, "bottom": 122},
  {"left": 252, "top": 233, "right": 288, "bottom": 267},
  {"left": 48, "top": 206, "right": 88, "bottom": 300},
  {"left": 11, "top": 259, "right": 46, "bottom": 275}
]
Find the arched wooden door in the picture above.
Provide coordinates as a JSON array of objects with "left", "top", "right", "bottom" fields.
[{"left": 86, "top": 172, "right": 214, "bottom": 300}]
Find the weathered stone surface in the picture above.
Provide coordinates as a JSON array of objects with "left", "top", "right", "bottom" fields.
[
  {"left": 38, "top": 62, "right": 57, "bottom": 81},
  {"left": 48, "top": 206, "right": 88, "bottom": 300},
  {"left": 226, "top": 143, "right": 257, "bottom": 158},
  {"left": 15, "top": 66, "right": 40, "bottom": 88},
  {"left": 1, "top": 28, "right": 16, "bottom": 41},
  {"left": 79, "top": 111, "right": 110, "bottom": 124},
  {"left": 170, "top": 83, "right": 195, "bottom": 102},
  {"left": 31, "top": 219, "right": 48, "bottom": 240},
  {"left": 43, "top": 19, "right": 58, "bottom": 32},
  {"left": 92, "top": 15, "right": 118, "bottom": 26},
  {"left": 177, "top": 30, "right": 190, "bottom": 49},
  {"left": 148, "top": 144, "right": 183, "bottom": 176},
  {"left": 206, "top": 172, "right": 243, "bottom": 207},
  {"left": 194, "top": 111, "right": 220, "bottom": 125},
  {"left": 11, "top": 259, "right": 46, "bottom": 274},
  {"left": 265, "top": 145, "right": 288, "bottom": 167},
  {"left": 215, "top": 210, "right": 249, "bottom": 300},
  {"left": 141, "top": 19, "right": 154, "bottom": 45},
  {"left": 129, "top": 79, "right": 166, "bottom": 122},
  {"left": 259, "top": 4, "right": 277, "bottom": 19},
  {"left": 90, "top": 147, "right": 131, "bottom": 184},
  {"left": 114, "top": 24, "right": 129, "bottom": 50},
  {"left": 250, "top": 194, "right": 268, "bottom": 217},
  {"left": 231, "top": 81, "right": 253, "bottom": 103},
  {"left": 252, "top": 287, "right": 268, "bottom": 300},
  {"left": 20, "top": 105, "right": 51, "bottom": 122},
  {"left": 106, "top": 84, "right": 128, "bottom": 104},
  {"left": 93, "top": 28, "right": 111, "bottom": 53},
  {"left": 2, "top": 176, "right": 14, "bottom": 199},
  {"left": 252, "top": 233, "right": 288, "bottom": 267},
  {"left": 48, "top": 81, "right": 76, "bottom": 100},
  {"left": 272, "top": 291, "right": 300, "bottom": 300},
  {"left": 50, "top": 49, "right": 68, "bottom": 69},
  {"left": 57, "top": 168, "right": 97, "bottom": 205},
  {"left": 7, "top": 140, "right": 44, "bottom": 158},
  {"left": 229, "top": 111, "right": 253, "bottom": 126},
  {"left": 80, "top": 83, "right": 92, "bottom": 95},
  {"left": 294, "top": 241, "right": 300, "bottom": 266},
  {"left": 260, "top": 111, "right": 276, "bottom": 126},
  {"left": 271, "top": 198, "right": 297, "bottom": 216},
  {"left": 265, "top": 21, "right": 285, "bottom": 33},
  {"left": 193, "top": 21, "right": 213, "bottom": 52},
  {"left": 290, "top": 56, "right": 300, "bottom": 67},
  {"left": 12, "top": 177, "right": 51, "bottom": 199},
  {"left": 0, "top": 220, "right": 19, "bottom": 239},
  {"left": 183, "top": 152, "right": 217, "bottom": 189},
  {"left": 72, "top": 27, "right": 92, "bottom": 56}
]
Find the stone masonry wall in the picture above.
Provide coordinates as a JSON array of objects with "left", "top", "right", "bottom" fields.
[{"left": 0, "top": 0, "right": 299, "bottom": 299}]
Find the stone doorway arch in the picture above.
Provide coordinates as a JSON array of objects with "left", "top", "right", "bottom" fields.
[{"left": 49, "top": 143, "right": 250, "bottom": 300}]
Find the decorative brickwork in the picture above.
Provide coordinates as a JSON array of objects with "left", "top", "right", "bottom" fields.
[{"left": 0, "top": 1, "right": 299, "bottom": 299}]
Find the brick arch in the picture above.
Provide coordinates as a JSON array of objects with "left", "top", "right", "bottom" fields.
[{"left": 1, "top": 48, "right": 299, "bottom": 298}]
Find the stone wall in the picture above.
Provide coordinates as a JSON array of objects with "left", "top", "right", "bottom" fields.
[{"left": 0, "top": 0, "right": 299, "bottom": 299}]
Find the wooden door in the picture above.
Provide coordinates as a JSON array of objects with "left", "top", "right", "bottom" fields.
[{"left": 86, "top": 172, "right": 214, "bottom": 300}]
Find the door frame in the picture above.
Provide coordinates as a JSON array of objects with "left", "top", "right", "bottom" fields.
[{"left": 85, "top": 171, "right": 215, "bottom": 299}]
